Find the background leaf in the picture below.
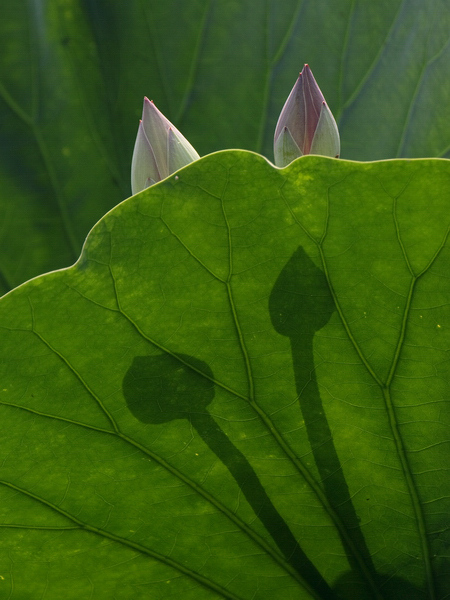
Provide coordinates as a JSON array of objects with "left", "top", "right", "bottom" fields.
[
  {"left": 1, "top": 0, "right": 450, "bottom": 293},
  {"left": 0, "top": 152, "right": 449, "bottom": 599}
]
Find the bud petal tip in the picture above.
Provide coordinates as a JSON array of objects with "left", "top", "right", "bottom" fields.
[
  {"left": 274, "top": 65, "right": 340, "bottom": 167},
  {"left": 131, "top": 98, "right": 200, "bottom": 194}
]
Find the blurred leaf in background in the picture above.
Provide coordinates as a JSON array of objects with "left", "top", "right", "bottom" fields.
[{"left": 1, "top": 0, "right": 449, "bottom": 294}]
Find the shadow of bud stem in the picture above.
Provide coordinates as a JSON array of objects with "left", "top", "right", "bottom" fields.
[{"left": 123, "top": 352, "right": 336, "bottom": 599}]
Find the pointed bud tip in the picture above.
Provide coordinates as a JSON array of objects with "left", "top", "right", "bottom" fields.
[
  {"left": 132, "top": 96, "right": 200, "bottom": 193},
  {"left": 274, "top": 64, "right": 340, "bottom": 163}
]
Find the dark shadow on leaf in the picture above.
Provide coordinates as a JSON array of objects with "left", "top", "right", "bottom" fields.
[
  {"left": 333, "top": 571, "right": 426, "bottom": 600},
  {"left": 269, "top": 246, "right": 380, "bottom": 592},
  {"left": 123, "top": 352, "right": 336, "bottom": 599},
  {"left": 268, "top": 246, "right": 432, "bottom": 600}
]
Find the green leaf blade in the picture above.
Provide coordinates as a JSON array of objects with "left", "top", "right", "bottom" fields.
[{"left": 0, "top": 152, "right": 449, "bottom": 599}]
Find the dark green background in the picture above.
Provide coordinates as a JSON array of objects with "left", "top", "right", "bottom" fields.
[{"left": 1, "top": 0, "right": 449, "bottom": 294}]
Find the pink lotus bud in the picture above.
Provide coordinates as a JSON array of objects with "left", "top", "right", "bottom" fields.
[
  {"left": 274, "top": 65, "right": 340, "bottom": 167},
  {"left": 131, "top": 97, "right": 200, "bottom": 194}
]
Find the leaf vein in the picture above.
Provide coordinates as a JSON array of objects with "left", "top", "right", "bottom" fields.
[{"left": 0, "top": 479, "right": 245, "bottom": 600}]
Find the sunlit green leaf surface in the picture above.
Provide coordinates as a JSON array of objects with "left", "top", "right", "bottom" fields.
[{"left": 0, "top": 153, "right": 448, "bottom": 599}]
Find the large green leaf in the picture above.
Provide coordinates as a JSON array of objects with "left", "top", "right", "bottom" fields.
[
  {"left": 0, "top": 152, "right": 448, "bottom": 599},
  {"left": 1, "top": 0, "right": 450, "bottom": 293}
]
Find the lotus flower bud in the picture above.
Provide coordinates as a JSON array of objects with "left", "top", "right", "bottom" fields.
[
  {"left": 274, "top": 65, "right": 340, "bottom": 167},
  {"left": 131, "top": 97, "right": 200, "bottom": 194}
]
